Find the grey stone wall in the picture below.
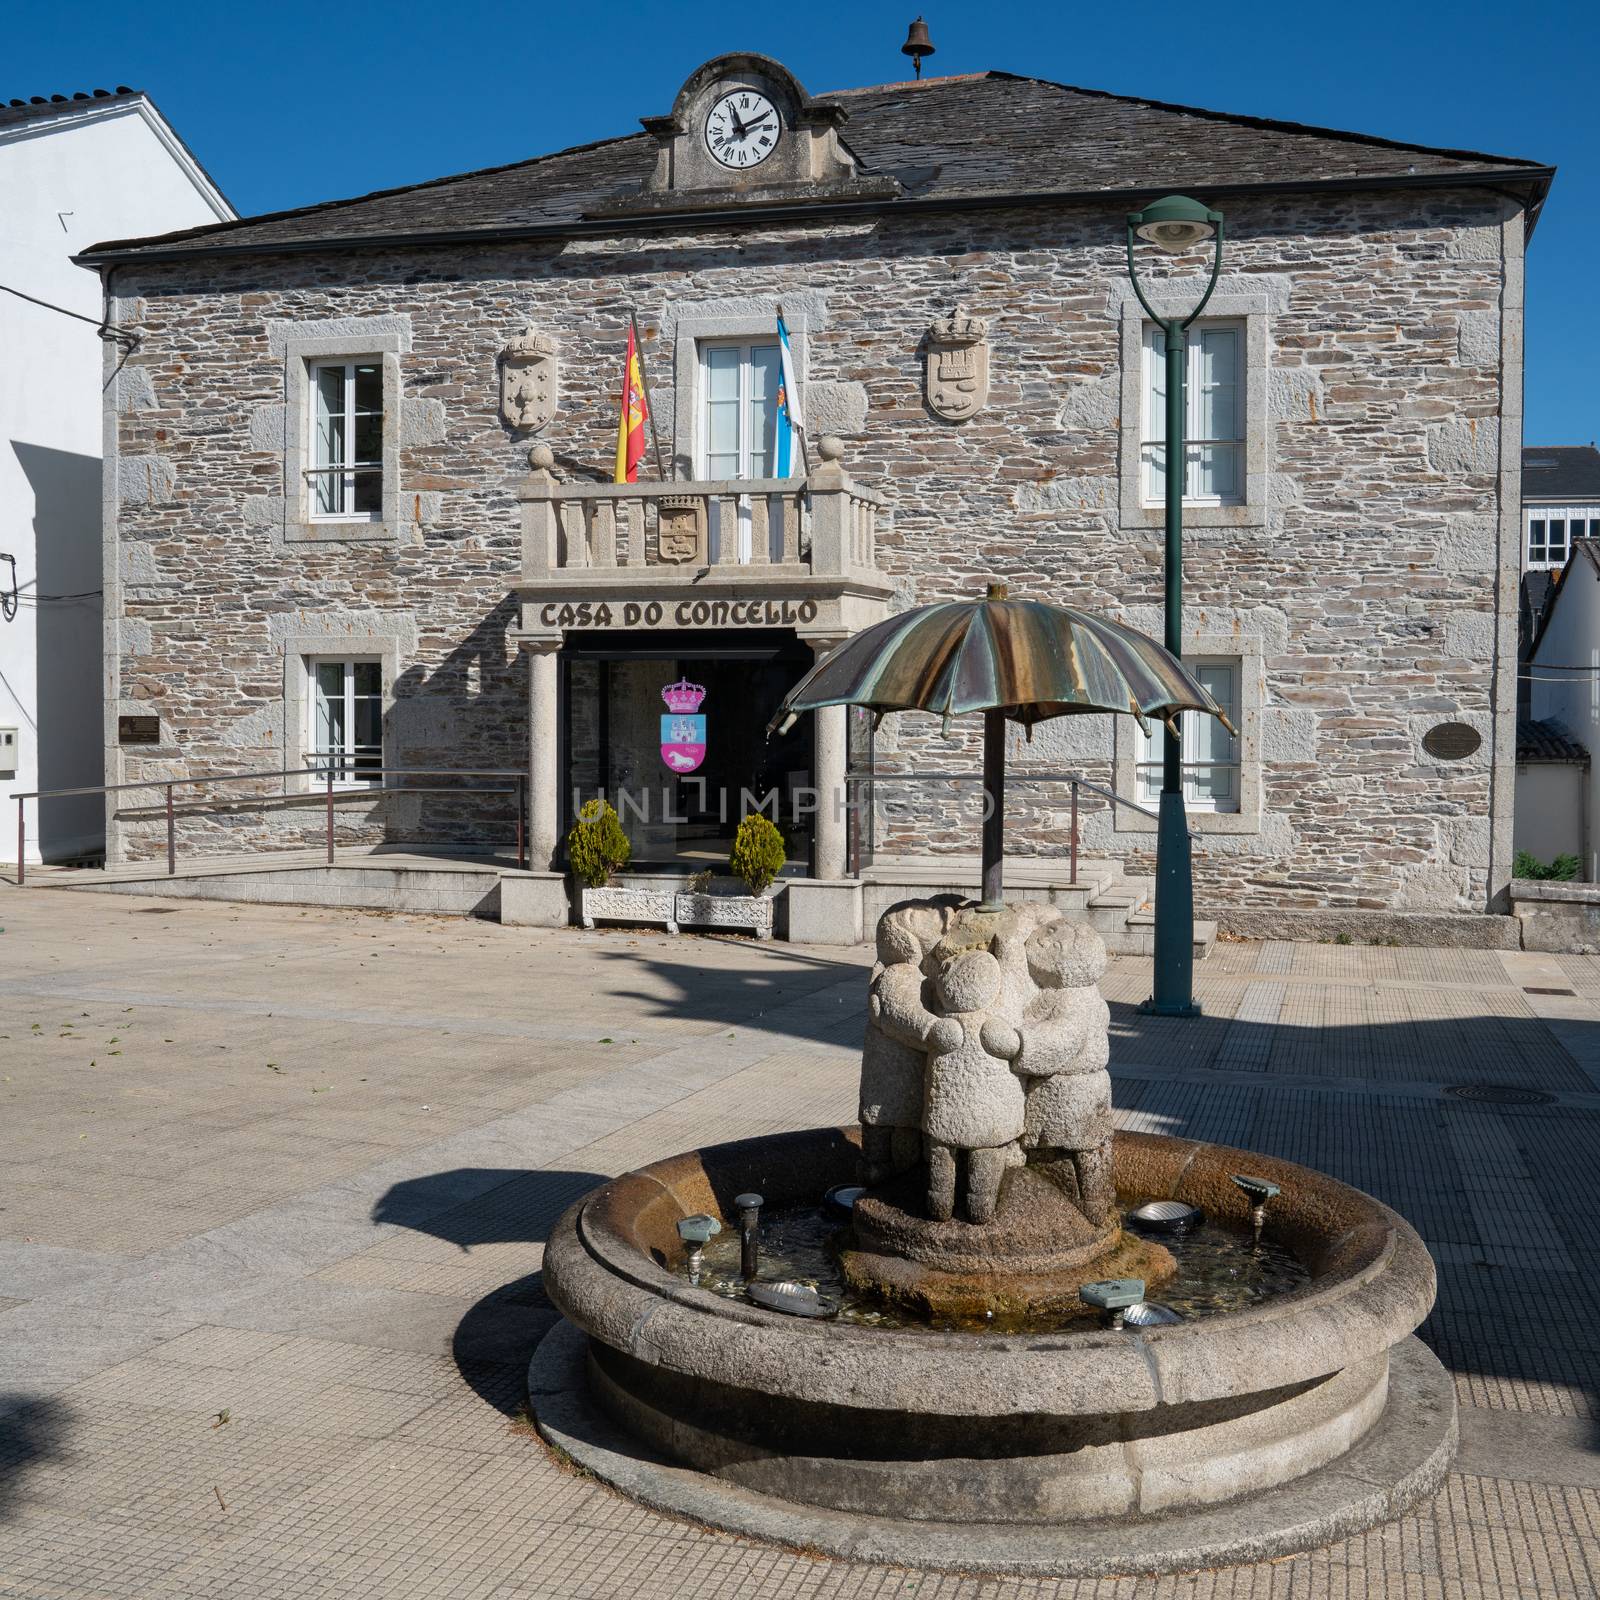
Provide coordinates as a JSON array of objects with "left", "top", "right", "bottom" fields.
[{"left": 104, "top": 187, "right": 1520, "bottom": 911}]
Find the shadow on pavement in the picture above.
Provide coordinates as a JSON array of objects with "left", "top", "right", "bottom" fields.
[
  {"left": 0, "top": 1396, "right": 71, "bottom": 1524},
  {"left": 372, "top": 1167, "right": 607, "bottom": 1420}
]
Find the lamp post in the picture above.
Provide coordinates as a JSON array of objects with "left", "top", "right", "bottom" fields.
[{"left": 1126, "top": 195, "right": 1224, "bottom": 1018}]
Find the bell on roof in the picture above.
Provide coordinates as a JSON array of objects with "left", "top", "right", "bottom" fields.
[{"left": 901, "top": 17, "right": 936, "bottom": 79}]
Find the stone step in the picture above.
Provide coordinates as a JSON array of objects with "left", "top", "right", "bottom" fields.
[{"left": 1103, "top": 917, "right": 1218, "bottom": 960}]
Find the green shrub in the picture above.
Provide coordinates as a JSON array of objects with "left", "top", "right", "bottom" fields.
[
  {"left": 730, "top": 813, "right": 786, "bottom": 897},
  {"left": 1515, "top": 849, "right": 1580, "bottom": 882},
  {"left": 567, "top": 799, "right": 631, "bottom": 888}
]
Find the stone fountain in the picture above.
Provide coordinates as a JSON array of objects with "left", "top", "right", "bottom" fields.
[{"left": 534, "top": 900, "right": 1454, "bottom": 1577}]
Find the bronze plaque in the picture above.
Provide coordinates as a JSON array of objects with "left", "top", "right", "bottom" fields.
[
  {"left": 118, "top": 715, "right": 160, "bottom": 745},
  {"left": 1421, "top": 722, "right": 1481, "bottom": 761}
]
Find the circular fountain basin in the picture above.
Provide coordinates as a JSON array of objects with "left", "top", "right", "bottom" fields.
[{"left": 535, "top": 1126, "right": 1454, "bottom": 1576}]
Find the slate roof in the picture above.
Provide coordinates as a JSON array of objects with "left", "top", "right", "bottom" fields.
[
  {"left": 1517, "top": 717, "right": 1589, "bottom": 764},
  {"left": 1524, "top": 446, "right": 1600, "bottom": 503},
  {"left": 77, "top": 70, "right": 1553, "bottom": 264},
  {"left": 0, "top": 86, "right": 140, "bottom": 132}
]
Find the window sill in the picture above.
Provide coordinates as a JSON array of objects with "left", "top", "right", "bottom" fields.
[
  {"left": 1114, "top": 807, "right": 1261, "bottom": 836},
  {"left": 285, "top": 521, "right": 397, "bottom": 545},
  {"left": 1121, "top": 503, "right": 1264, "bottom": 531}
]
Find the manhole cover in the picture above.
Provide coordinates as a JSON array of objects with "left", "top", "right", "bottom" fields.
[{"left": 1445, "top": 1083, "right": 1556, "bottom": 1106}]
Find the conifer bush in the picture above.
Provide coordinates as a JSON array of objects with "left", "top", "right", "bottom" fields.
[
  {"left": 730, "top": 813, "right": 786, "bottom": 897},
  {"left": 567, "top": 799, "right": 631, "bottom": 888}
]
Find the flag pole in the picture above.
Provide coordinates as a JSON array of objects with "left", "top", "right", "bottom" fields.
[{"left": 629, "top": 309, "right": 667, "bottom": 482}]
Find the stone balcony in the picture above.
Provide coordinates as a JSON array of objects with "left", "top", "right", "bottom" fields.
[{"left": 514, "top": 435, "right": 894, "bottom": 642}]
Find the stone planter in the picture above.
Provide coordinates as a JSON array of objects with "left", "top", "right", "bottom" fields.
[
  {"left": 674, "top": 889, "right": 774, "bottom": 940},
  {"left": 579, "top": 885, "right": 677, "bottom": 934}
]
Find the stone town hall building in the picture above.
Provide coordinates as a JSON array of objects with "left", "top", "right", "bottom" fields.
[{"left": 76, "top": 53, "right": 1551, "bottom": 935}]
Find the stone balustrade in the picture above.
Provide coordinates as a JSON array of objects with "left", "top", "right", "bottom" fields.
[{"left": 518, "top": 435, "right": 881, "bottom": 585}]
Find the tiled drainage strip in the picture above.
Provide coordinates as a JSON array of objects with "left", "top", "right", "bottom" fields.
[
  {"left": 1523, "top": 986, "right": 1578, "bottom": 997},
  {"left": 1445, "top": 1083, "right": 1558, "bottom": 1107}
]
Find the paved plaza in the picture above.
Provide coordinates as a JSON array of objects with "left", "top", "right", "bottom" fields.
[{"left": 2, "top": 888, "right": 1599, "bottom": 1597}]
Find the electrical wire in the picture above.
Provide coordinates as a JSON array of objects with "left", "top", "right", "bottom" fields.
[{"left": 0, "top": 280, "right": 138, "bottom": 351}]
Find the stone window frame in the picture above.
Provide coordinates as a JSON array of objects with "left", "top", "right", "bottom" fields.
[
  {"left": 1118, "top": 292, "right": 1270, "bottom": 531},
  {"left": 1112, "top": 634, "right": 1265, "bottom": 836},
  {"left": 281, "top": 331, "right": 404, "bottom": 543},
  {"left": 669, "top": 306, "right": 809, "bottom": 480},
  {"left": 280, "top": 630, "right": 403, "bottom": 795}
]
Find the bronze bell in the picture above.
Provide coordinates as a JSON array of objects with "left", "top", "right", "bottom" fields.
[{"left": 901, "top": 16, "right": 936, "bottom": 78}]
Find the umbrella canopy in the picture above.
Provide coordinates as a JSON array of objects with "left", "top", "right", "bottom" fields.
[
  {"left": 769, "top": 585, "right": 1234, "bottom": 905},
  {"left": 771, "top": 588, "right": 1233, "bottom": 736}
]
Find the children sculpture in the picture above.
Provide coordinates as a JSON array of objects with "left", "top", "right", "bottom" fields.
[{"left": 866, "top": 900, "right": 1114, "bottom": 1226}]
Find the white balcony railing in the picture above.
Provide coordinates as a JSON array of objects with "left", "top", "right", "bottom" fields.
[{"left": 518, "top": 435, "right": 882, "bottom": 584}]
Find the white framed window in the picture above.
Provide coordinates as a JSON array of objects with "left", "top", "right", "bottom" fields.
[
  {"left": 308, "top": 657, "right": 382, "bottom": 786},
  {"left": 1526, "top": 506, "right": 1600, "bottom": 570},
  {"left": 308, "top": 359, "right": 384, "bottom": 520},
  {"left": 1135, "top": 658, "right": 1242, "bottom": 813},
  {"left": 699, "top": 342, "right": 780, "bottom": 481},
  {"left": 1142, "top": 321, "right": 1244, "bottom": 507}
]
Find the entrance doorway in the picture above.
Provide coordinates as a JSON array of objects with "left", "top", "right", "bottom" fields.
[{"left": 561, "top": 631, "right": 815, "bottom": 871}]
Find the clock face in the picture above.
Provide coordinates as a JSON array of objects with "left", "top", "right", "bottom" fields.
[{"left": 704, "top": 89, "right": 781, "bottom": 171}]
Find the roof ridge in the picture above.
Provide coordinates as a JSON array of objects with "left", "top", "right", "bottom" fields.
[{"left": 973, "top": 70, "right": 1549, "bottom": 172}]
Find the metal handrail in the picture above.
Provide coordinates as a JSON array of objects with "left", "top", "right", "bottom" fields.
[
  {"left": 842, "top": 766, "right": 1197, "bottom": 885},
  {"left": 13, "top": 763, "right": 530, "bottom": 885}
]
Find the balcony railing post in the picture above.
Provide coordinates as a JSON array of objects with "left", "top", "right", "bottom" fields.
[
  {"left": 166, "top": 784, "right": 175, "bottom": 876},
  {"left": 517, "top": 443, "right": 560, "bottom": 581},
  {"left": 16, "top": 797, "right": 23, "bottom": 886},
  {"left": 1070, "top": 781, "right": 1079, "bottom": 886},
  {"left": 326, "top": 765, "right": 335, "bottom": 864},
  {"left": 805, "top": 436, "right": 851, "bottom": 576}
]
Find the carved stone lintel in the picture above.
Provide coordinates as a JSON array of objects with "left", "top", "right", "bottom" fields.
[
  {"left": 501, "top": 326, "right": 559, "bottom": 432},
  {"left": 925, "top": 310, "right": 990, "bottom": 422}
]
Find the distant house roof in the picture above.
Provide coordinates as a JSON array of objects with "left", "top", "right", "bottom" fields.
[
  {"left": 1517, "top": 717, "right": 1589, "bottom": 765},
  {"left": 76, "top": 69, "right": 1553, "bottom": 265},
  {"left": 1524, "top": 446, "right": 1600, "bottom": 503},
  {"left": 0, "top": 86, "right": 233, "bottom": 221}
]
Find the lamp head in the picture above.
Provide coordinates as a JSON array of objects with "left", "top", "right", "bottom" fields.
[{"left": 1129, "top": 195, "right": 1222, "bottom": 254}]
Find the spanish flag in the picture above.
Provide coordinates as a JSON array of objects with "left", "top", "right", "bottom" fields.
[{"left": 613, "top": 321, "right": 649, "bottom": 484}]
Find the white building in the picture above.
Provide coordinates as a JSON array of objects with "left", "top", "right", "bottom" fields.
[{"left": 1, "top": 88, "right": 231, "bottom": 863}]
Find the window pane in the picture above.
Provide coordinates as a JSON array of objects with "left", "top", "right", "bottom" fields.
[
  {"left": 352, "top": 661, "right": 381, "bottom": 696},
  {"left": 353, "top": 363, "right": 382, "bottom": 415},
  {"left": 748, "top": 347, "right": 780, "bottom": 478},
  {"left": 313, "top": 367, "right": 345, "bottom": 515},
  {"left": 1549, "top": 519, "right": 1567, "bottom": 555},
  {"left": 1187, "top": 764, "right": 1238, "bottom": 806},
  {"left": 1189, "top": 442, "right": 1240, "bottom": 501},
  {"left": 1144, "top": 327, "right": 1166, "bottom": 442},
  {"left": 1193, "top": 327, "right": 1239, "bottom": 442},
  {"left": 354, "top": 412, "right": 383, "bottom": 468},
  {"left": 314, "top": 662, "right": 345, "bottom": 760}
]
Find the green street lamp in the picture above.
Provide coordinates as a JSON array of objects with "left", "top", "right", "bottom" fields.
[{"left": 1126, "top": 194, "right": 1224, "bottom": 1018}]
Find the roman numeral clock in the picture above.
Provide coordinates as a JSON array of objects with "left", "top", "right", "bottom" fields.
[
  {"left": 600, "top": 52, "right": 901, "bottom": 214},
  {"left": 705, "top": 89, "right": 782, "bottom": 171}
]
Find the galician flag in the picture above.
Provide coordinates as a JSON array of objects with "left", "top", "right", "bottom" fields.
[
  {"left": 613, "top": 320, "right": 649, "bottom": 484},
  {"left": 775, "top": 312, "right": 804, "bottom": 478}
]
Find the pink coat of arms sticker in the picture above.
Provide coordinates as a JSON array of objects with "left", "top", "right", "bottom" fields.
[{"left": 660, "top": 678, "right": 707, "bottom": 774}]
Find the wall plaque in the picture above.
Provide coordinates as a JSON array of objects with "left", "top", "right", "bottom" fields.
[
  {"left": 118, "top": 715, "right": 160, "bottom": 745},
  {"left": 500, "top": 326, "right": 559, "bottom": 432},
  {"left": 925, "top": 309, "right": 990, "bottom": 421},
  {"left": 1421, "top": 722, "right": 1481, "bottom": 761}
]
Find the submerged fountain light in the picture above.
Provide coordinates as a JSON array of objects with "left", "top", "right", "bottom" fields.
[
  {"left": 1080, "top": 1277, "right": 1146, "bottom": 1331},
  {"left": 735, "top": 1192, "right": 764, "bottom": 1281},
  {"left": 676, "top": 1213, "right": 721, "bottom": 1286},
  {"left": 1129, "top": 1199, "right": 1203, "bottom": 1235},
  {"left": 1122, "top": 1300, "right": 1185, "bottom": 1327},
  {"left": 1232, "top": 1174, "right": 1281, "bottom": 1246},
  {"left": 824, "top": 1184, "right": 867, "bottom": 1218},
  {"left": 746, "top": 1279, "right": 830, "bottom": 1319}
]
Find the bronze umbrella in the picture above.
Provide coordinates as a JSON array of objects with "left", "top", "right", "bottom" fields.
[{"left": 770, "top": 584, "right": 1234, "bottom": 905}]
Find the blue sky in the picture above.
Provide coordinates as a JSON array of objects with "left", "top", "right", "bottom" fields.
[{"left": 9, "top": 0, "right": 1596, "bottom": 444}]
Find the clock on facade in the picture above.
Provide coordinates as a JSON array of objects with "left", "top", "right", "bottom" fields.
[{"left": 704, "top": 89, "right": 781, "bottom": 170}]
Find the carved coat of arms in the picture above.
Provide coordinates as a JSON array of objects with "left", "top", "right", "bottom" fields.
[
  {"left": 925, "top": 311, "right": 990, "bottom": 422},
  {"left": 656, "top": 495, "right": 705, "bottom": 564},
  {"left": 500, "top": 327, "right": 559, "bottom": 431}
]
